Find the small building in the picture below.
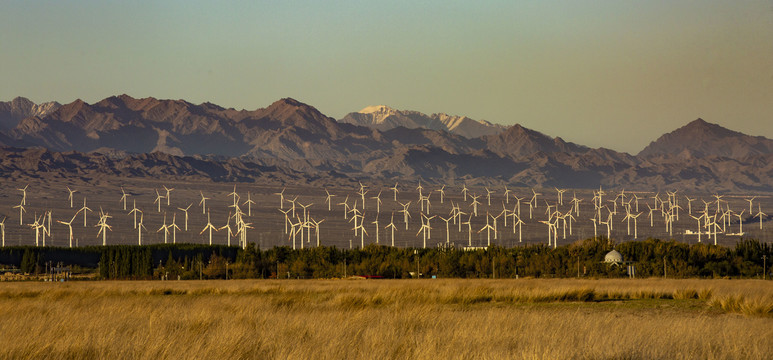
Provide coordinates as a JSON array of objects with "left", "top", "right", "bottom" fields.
[{"left": 604, "top": 250, "right": 623, "bottom": 266}]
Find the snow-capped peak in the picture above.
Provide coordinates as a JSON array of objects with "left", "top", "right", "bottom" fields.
[{"left": 359, "top": 105, "right": 397, "bottom": 114}]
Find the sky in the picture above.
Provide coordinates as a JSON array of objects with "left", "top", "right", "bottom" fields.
[{"left": 1, "top": 1, "right": 772, "bottom": 154}]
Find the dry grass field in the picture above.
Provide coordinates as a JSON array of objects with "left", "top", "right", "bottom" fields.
[{"left": 0, "top": 279, "right": 771, "bottom": 359}]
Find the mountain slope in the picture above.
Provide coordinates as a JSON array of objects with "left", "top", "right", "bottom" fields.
[
  {"left": 0, "top": 97, "right": 61, "bottom": 131},
  {"left": 484, "top": 124, "right": 589, "bottom": 158},
  {"left": 339, "top": 105, "right": 506, "bottom": 138},
  {"left": 638, "top": 118, "right": 773, "bottom": 159}
]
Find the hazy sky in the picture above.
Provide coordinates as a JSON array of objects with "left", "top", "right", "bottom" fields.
[{"left": 2, "top": 1, "right": 772, "bottom": 154}]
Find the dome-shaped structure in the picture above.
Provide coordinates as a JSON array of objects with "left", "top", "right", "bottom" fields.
[{"left": 604, "top": 250, "right": 623, "bottom": 265}]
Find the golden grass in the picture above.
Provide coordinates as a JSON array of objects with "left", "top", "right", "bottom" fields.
[{"left": 0, "top": 279, "right": 771, "bottom": 359}]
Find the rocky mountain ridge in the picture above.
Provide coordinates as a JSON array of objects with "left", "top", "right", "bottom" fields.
[
  {"left": 339, "top": 105, "right": 506, "bottom": 138},
  {"left": 0, "top": 97, "right": 61, "bottom": 131}
]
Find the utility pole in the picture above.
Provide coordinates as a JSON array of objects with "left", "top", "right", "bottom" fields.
[
  {"left": 663, "top": 257, "right": 667, "bottom": 279},
  {"left": 763, "top": 255, "right": 768, "bottom": 280},
  {"left": 415, "top": 250, "right": 419, "bottom": 278},
  {"left": 577, "top": 256, "right": 580, "bottom": 278}
]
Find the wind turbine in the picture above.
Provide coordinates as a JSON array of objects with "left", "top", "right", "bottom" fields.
[
  {"left": 67, "top": 187, "right": 77, "bottom": 208},
  {"left": 158, "top": 214, "right": 170, "bottom": 244},
  {"left": 684, "top": 196, "right": 695, "bottom": 215},
  {"left": 713, "top": 194, "right": 724, "bottom": 214},
  {"left": 29, "top": 214, "right": 42, "bottom": 246},
  {"left": 470, "top": 195, "right": 481, "bottom": 217},
  {"left": 311, "top": 218, "right": 324, "bottom": 247},
  {"left": 236, "top": 220, "right": 253, "bottom": 250},
  {"left": 13, "top": 202, "right": 26, "bottom": 225},
  {"left": 513, "top": 213, "right": 525, "bottom": 243},
  {"left": 371, "top": 218, "right": 380, "bottom": 244},
  {"left": 399, "top": 201, "right": 412, "bottom": 230},
  {"left": 274, "top": 187, "right": 286, "bottom": 209},
  {"left": 96, "top": 212, "right": 112, "bottom": 246},
  {"left": 371, "top": 190, "right": 383, "bottom": 214},
  {"left": 462, "top": 214, "right": 472, "bottom": 246},
  {"left": 199, "top": 191, "right": 210, "bottom": 214},
  {"left": 299, "top": 202, "right": 313, "bottom": 224},
  {"left": 745, "top": 197, "right": 756, "bottom": 215},
  {"left": 45, "top": 211, "right": 52, "bottom": 246},
  {"left": 153, "top": 189, "right": 164, "bottom": 213},
  {"left": 439, "top": 215, "right": 452, "bottom": 243},
  {"left": 200, "top": 212, "right": 218, "bottom": 245},
  {"left": 324, "top": 188, "right": 336, "bottom": 211},
  {"left": 18, "top": 184, "right": 28, "bottom": 206},
  {"left": 390, "top": 182, "right": 399, "bottom": 202},
  {"left": 538, "top": 220, "right": 553, "bottom": 247},
  {"left": 358, "top": 182, "right": 369, "bottom": 210},
  {"left": 137, "top": 213, "right": 147, "bottom": 245},
  {"left": 422, "top": 213, "right": 436, "bottom": 241},
  {"left": 57, "top": 212, "right": 78, "bottom": 248},
  {"left": 338, "top": 195, "right": 350, "bottom": 220},
  {"left": 436, "top": 185, "right": 446, "bottom": 204},
  {"left": 416, "top": 220, "right": 430, "bottom": 249},
  {"left": 555, "top": 187, "right": 567, "bottom": 205},
  {"left": 503, "top": 186, "right": 511, "bottom": 204},
  {"left": 631, "top": 193, "right": 641, "bottom": 212},
  {"left": 420, "top": 193, "right": 432, "bottom": 214},
  {"left": 735, "top": 210, "right": 745, "bottom": 235},
  {"left": 128, "top": 200, "right": 142, "bottom": 229},
  {"left": 288, "top": 217, "right": 301, "bottom": 249},
  {"left": 177, "top": 204, "right": 191, "bottom": 231},
  {"left": 570, "top": 193, "right": 582, "bottom": 216},
  {"left": 220, "top": 212, "right": 234, "bottom": 247},
  {"left": 348, "top": 206, "right": 362, "bottom": 236},
  {"left": 288, "top": 196, "right": 298, "bottom": 218},
  {"left": 490, "top": 211, "right": 502, "bottom": 240},
  {"left": 385, "top": 212, "right": 398, "bottom": 247},
  {"left": 0, "top": 217, "right": 5, "bottom": 247},
  {"left": 513, "top": 195, "right": 524, "bottom": 216},
  {"left": 485, "top": 187, "right": 494, "bottom": 206},
  {"left": 646, "top": 204, "right": 656, "bottom": 227},
  {"left": 163, "top": 185, "right": 174, "bottom": 206},
  {"left": 119, "top": 187, "right": 129, "bottom": 210},
  {"left": 170, "top": 214, "right": 181, "bottom": 244},
  {"left": 243, "top": 193, "right": 255, "bottom": 217},
  {"left": 279, "top": 208, "right": 291, "bottom": 234},
  {"left": 630, "top": 212, "right": 642, "bottom": 239},
  {"left": 689, "top": 214, "right": 703, "bottom": 242},
  {"left": 755, "top": 204, "right": 766, "bottom": 230},
  {"left": 461, "top": 184, "right": 469, "bottom": 201},
  {"left": 622, "top": 210, "right": 633, "bottom": 236},
  {"left": 357, "top": 221, "right": 368, "bottom": 249},
  {"left": 478, "top": 214, "right": 495, "bottom": 247},
  {"left": 78, "top": 198, "right": 92, "bottom": 227},
  {"left": 563, "top": 212, "right": 576, "bottom": 238},
  {"left": 530, "top": 188, "right": 541, "bottom": 209}
]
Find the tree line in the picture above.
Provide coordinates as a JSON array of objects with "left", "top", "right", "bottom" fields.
[{"left": 0, "top": 238, "right": 770, "bottom": 280}]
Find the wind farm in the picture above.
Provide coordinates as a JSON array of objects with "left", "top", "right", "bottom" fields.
[
  {"left": 0, "top": 179, "right": 769, "bottom": 250},
  {"left": 2, "top": 1, "right": 773, "bottom": 358}
]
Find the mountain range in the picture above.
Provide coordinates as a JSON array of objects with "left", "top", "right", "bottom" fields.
[{"left": 1, "top": 95, "right": 772, "bottom": 193}]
